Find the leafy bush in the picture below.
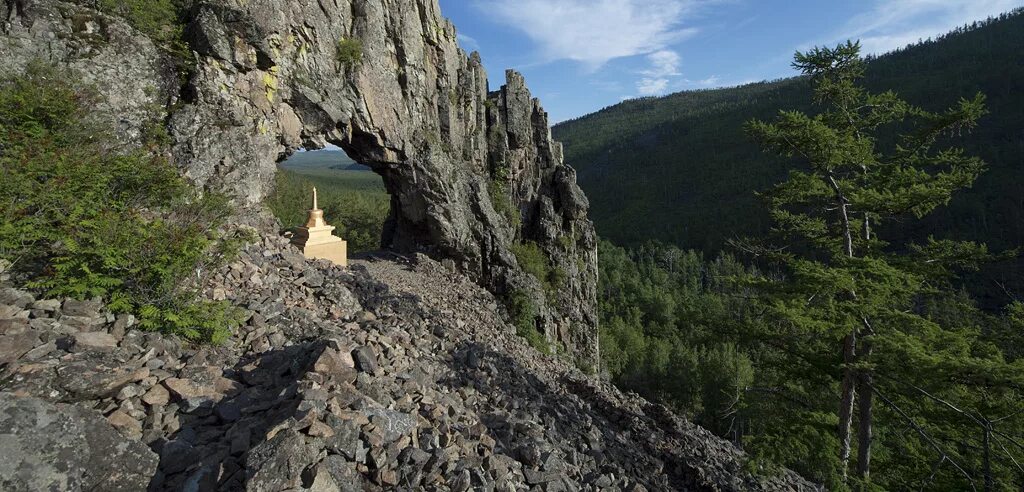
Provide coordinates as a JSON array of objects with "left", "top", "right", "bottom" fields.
[
  {"left": 510, "top": 241, "right": 564, "bottom": 296},
  {"left": 509, "top": 289, "right": 550, "bottom": 354},
  {"left": 98, "top": 0, "right": 183, "bottom": 42},
  {"left": 336, "top": 38, "right": 363, "bottom": 67},
  {"left": 487, "top": 165, "right": 520, "bottom": 227},
  {"left": 546, "top": 266, "right": 567, "bottom": 292},
  {"left": 510, "top": 242, "right": 548, "bottom": 283},
  {"left": 0, "top": 62, "right": 247, "bottom": 342},
  {"left": 96, "top": 0, "right": 192, "bottom": 64}
]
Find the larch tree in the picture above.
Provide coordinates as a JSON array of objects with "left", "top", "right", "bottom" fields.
[{"left": 744, "top": 41, "right": 991, "bottom": 484}]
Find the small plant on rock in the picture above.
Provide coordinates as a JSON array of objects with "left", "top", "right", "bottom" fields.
[
  {"left": 336, "top": 37, "right": 364, "bottom": 68},
  {"left": 487, "top": 164, "right": 520, "bottom": 227},
  {"left": 511, "top": 241, "right": 565, "bottom": 297},
  {"left": 95, "top": 0, "right": 193, "bottom": 68},
  {"left": 509, "top": 289, "right": 550, "bottom": 354},
  {"left": 510, "top": 242, "right": 548, "bottom": 283}
]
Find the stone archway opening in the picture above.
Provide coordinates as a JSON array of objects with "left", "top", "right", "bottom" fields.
[{"left": 270, "top": 144, "right": 390, "bottom": 255}]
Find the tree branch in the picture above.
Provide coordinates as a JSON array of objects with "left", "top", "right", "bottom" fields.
[
  {"left": 871, "top": 384, "right": 977, "bottom": 491},
  {"left": 990, "top": 433, "right": 1024, "bottom": 475},
  {"left": 874, "top": 372, "right": 985, "bottom": 427}
]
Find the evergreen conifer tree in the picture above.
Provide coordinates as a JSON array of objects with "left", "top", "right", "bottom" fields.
[{"left": 744, "top": 41, "right": 1022, "bottom": 487}]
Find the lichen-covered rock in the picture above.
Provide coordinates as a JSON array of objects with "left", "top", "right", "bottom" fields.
[
  {"left": 0, "top": 393, "right": 159, "bottom": 491},
  {"left": 245, "top": 429, "right": 318, "bottom": 491},
  {"left": 0, "top": 0, "right": 173, "bottom": 147},
  {"left": 1, "top": 0, "right": 598, "bottom": 367}
]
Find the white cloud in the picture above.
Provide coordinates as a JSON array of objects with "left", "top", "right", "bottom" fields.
[
  {"left": 837, "top": 0, "right": 1024, "bottom": 54},
  {"left": 637, "top": 77, "right": 670, "bottom": 96},
  {"left": 698, "top": 75, "right": 720, "bottom": 86},
  {"left": 636, "top": 50, "right": 682, "bottom": 95},
  {"left": 475, "top": 0, "right": 699, "bottom": 69},
  {"left": 642, "top": 50, "right": 682, "bottom": 77},
  {"left": 456, "top": 33, "right": 481, "bottom": 52}
]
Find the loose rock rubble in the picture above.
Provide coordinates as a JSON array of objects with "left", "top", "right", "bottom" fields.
[{"left": 0, "top": 235, "right": 817, "bottom": 491}]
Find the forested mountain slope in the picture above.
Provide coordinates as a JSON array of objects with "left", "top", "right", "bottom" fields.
[{"left": 554, "top": 9, "right": 1024, "bottom": 265}]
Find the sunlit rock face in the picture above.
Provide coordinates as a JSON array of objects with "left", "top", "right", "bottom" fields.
[{"left": 0, "top": 0, "right": 598, "bottom": 366}]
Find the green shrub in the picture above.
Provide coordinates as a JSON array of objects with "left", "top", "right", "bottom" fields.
[
  {"left": 98, "top": 0, "right": 182, "bottom": 41},
  {"left": 509, "top": 289, "right": 550, "bottom": 354},
  {"left": 511, "top": 241, "right": 565, "bottom": 297},
  {"left": 336, "top": 38, "right": 363, "bottom": 67},
  {"left": 510, "top": 242, "right": 548, "bottom": 283},
  {"left": 547, "top": 266, "right": 567, "bottom": 293},
  {"left": 487, "top": 166, "right": 520, "bottom": 227},
  {"left": 96, "top": 0, "right": 191, "bottom": 64},
  {"left": 0, "top": 62, "right": 248, "bottom": 343},
  {"left": 574, "top": 355, "right": 596, "bottom": 375}
]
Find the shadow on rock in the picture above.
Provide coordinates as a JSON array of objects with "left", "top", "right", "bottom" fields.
[{"left": 150, "top": 341, "right": 327, "bottom": 490}]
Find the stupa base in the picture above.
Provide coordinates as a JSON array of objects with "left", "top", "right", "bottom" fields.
[{"left": 291, "top": 226, "right": 348, "bottom": 267}]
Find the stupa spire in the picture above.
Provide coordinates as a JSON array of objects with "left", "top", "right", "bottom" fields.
[{"left": 304, "top": 187, "right": 328, "bottom": 229}]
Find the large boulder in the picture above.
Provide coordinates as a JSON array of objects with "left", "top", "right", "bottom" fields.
[{"left": 0, "top": 393, "right": 159, "bottom": 491}]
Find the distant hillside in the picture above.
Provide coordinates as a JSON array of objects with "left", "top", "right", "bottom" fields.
[
  {"left": 554, "top": 10, "right": 1024, "bottom": 270},
  {"left": 279, "top": 149, "right": 359, "bottom": 171}
]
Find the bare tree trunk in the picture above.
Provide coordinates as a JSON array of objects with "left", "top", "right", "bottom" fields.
[
  {"left": 829, "top": 175, "right": 858, "bottom": 480},
  {"left": 863, "top": 212, "right": 871, "bottom": 241},
  {"left": 840, "top": 206, "right": 854, "bottom": 257},
  {"left": 838, "top": 330, "right": 857, "bottom": 480},
  {"left": 856, "top": 335, "right": 874, "bottom": 481},
  {"left": 983, "top": 422, "right": 993, "bottom": 492},
  {"left": 827, "top": 175, "right": 854, "bottom": 259}
]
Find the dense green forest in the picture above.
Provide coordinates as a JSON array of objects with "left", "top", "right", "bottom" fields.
[
  {"left": 593, "top": 37, "right": 1024, "bottom": 490},
  {"left": 553, "top": 9, "right": 1024, "bottom": 304},
  {"left": 599, "top": 239, "right": 1024, "bottom": 490}
]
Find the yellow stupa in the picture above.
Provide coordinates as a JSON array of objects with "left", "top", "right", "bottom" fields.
[{"left": 290, "top": 187, "right": 348, "bottom": 266}]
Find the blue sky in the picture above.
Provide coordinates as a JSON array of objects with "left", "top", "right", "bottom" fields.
[{"left": 438, "top": 0, "right": 1024, "bottom": 123}]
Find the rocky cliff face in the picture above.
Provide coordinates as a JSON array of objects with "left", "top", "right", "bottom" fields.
[{"left": 1, "top": 0, "right": 598, "bottom": 367}]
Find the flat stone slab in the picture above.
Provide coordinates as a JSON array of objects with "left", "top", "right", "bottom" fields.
[
  {"left": 0, "top": 393, "right": 158, "bottom": 491},
  {"left": 71, "top": 331, "right": 118, "bottom": 352}
]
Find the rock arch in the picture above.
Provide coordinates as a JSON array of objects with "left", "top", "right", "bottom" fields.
[{"left": 1, "top": 0, "right": 598, "bottom": 367}]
